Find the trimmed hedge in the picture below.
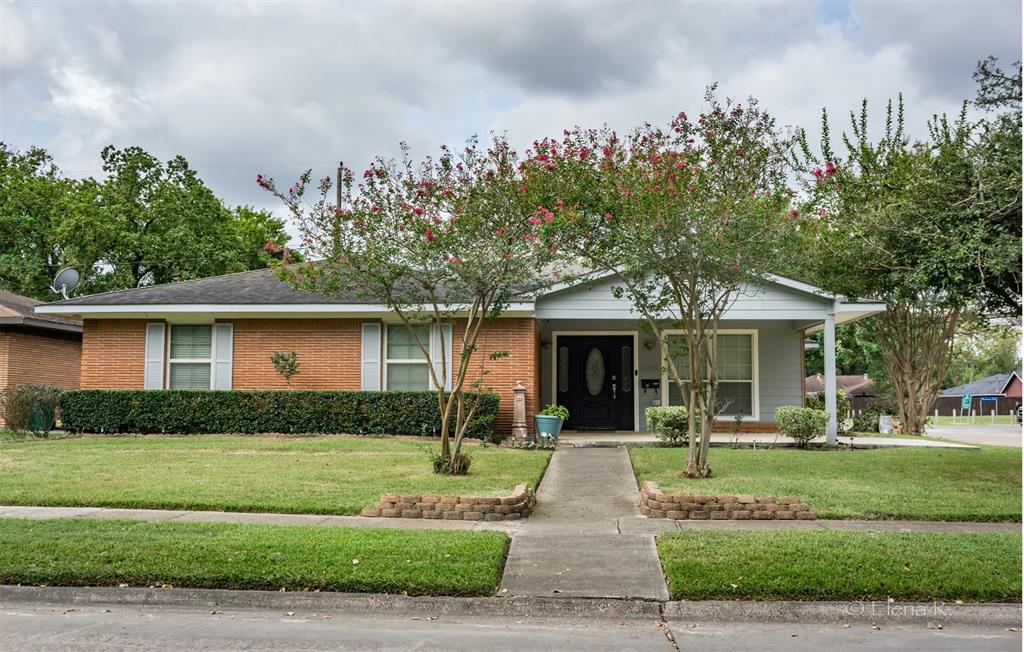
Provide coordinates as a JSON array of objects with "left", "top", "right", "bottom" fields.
[{"left": 59, "top": 390, "right": 500, "bottom": 441}]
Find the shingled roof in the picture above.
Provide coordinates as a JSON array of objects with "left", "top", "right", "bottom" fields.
[
  {"left": 43, "top": 266, "right": 557, "bottom": 307},
  {"left": 0, "top": 290, "right": 82, "bottom": 333},
  {"left": 941, "top": 371, "right": 1022, "bottom": 397}
]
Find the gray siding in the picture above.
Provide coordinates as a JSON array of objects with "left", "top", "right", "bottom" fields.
[
  {"left": 538, "top": 318, "right": 804, "bottom": 429},
  {"left": 536, "top": 276, "right": 832, "bottom": 321}
]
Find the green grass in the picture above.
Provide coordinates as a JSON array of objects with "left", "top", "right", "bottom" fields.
[
  {"left": 630, "top": 447, "right": 1021, "bottom": 521},
  {"left": 0, "top": 518, "right": 508, "bottom": 596},
  {"left": 658, "top": 530, "right": 1022, "bottom": 602},
  {"left": 927, "top": 415, "right": 1018, "bottom": 425},
  {"left": 0, "top": 435, "right": 551, "bottom": 514}
]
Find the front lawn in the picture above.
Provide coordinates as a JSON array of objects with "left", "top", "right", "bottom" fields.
[
  {"left": 0, "top": 518, "right": 508, "bottom": 596},
  {"left": 630, "top": 447, "right": 1021, "bottom": 521},
  {"left": 658, "top": 530, "right": 1022, "bottom": 602},
  {"left": 0, "top": 435, "right": 550, "bottom": 515}
]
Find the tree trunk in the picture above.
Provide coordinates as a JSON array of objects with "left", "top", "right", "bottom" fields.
[{"left": 875, "top": 303, "right": 959, "bottom": 436}]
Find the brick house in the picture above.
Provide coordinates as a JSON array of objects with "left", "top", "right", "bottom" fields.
[
  {"left": 933, "top": 370, "right": 1023, "bottom": 418},
  {"left": 37, "top": 268, "right": 883, "bottom": 437},
  {"left": 0, "top": 290, "right": 83, "bottom": 417}
]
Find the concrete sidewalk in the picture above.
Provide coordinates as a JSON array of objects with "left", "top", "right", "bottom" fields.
[
  {"left": 1, "top": 504, "right": 1015, "bottom": 533},
  {"left": 498, "top": 447, "right": 670, "bottom": 600}
]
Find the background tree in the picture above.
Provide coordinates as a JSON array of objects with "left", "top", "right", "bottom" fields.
[
  {"left": 944, "top": 323, "right": 1022, "bottom": 387},
  {"left": 969, "top": 57, "right": 1022, "bottom": 317},
  {"left": 531, "top": 89, "right": 798, "bottom": 477},
  {"left": 805, "top": 320, "right": 887, "bottom": 382},
  {"left": 0, "top": 144, "right": 85, "bottom": 298},
  {"left": 261, "top": 135, "right": 551, "bottom": 474},
  {"left": 0, "top": 143, "right": 294, "bottom": 299}
]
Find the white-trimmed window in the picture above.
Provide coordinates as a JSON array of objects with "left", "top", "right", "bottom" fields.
[
  {"left": 662, "top": 330, "right": 757, "bottom": 418},
  {"left": 168, "top": 325, "right": 213, "bottom": 390},
  {"left": 384, "top": 324, "right": 431, "bottom": 391}
]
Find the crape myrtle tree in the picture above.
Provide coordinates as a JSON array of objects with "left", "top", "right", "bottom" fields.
[
  {"left": 793, "top": 98, "right": 981, "bottom": 436},
  {"left": 260, "top": 136, "right": 551, "bottom": 474},
  {"left": 526, "top": 88, "right": 799, "bottom": 478}
]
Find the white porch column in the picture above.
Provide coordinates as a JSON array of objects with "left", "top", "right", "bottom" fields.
[{"left": 823, "top": 311, "right": 838, "bottom": 445}]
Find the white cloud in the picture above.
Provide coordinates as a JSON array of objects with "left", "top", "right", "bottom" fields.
[{"left": 0, "top": 0, "right": 1018, "bottom": 243}]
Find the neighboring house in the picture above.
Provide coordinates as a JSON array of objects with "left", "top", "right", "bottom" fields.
[
  {"left": 805, "top": 374, "right": 877, "bottom": 412},
  {"left": 0, "top": 290, "right": 83, "bottom": 423},
  {"left": 933, "top": 371, "right": 1023, "bottom": 417},
  {"left": 36, "top": 268, "right": 883, "bottom": 435}
]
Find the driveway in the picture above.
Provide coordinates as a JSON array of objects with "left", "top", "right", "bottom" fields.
[{"left": 925, "top": 424, "right": 1022, "bottom": 448}]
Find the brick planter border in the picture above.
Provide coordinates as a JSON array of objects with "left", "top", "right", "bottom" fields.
[
  {"left": 640, "top": 481, "right": 816, "bottom": 520},
  {"left": 361, "top": 483, "right": 536, "bottom": 521}
]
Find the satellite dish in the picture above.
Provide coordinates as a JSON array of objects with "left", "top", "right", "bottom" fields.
[{"left": 51, "top": 268, "right": 80, "bottom": 300}]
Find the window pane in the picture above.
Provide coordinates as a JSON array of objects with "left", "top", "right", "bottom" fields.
[
  {"left": 664, "top": 335, "right": 691, "bottom": 381},
  {"left": 716, "top": 382, "right": 752, "bottom": 416},
  {"left": 387, "top": 362, "right": 429, "bottom": 391},
  {"left": 557, "top": 346, "right": 569, "bottom": 393},
  {"left": 169, "top": 325, "right": 212, "bottom": 359},
  {"left": 387, "top": 324, "right": 429, "bottom": 360},
  {"left": 169, "top": 362, "right": 211, "bottom": 390},
  {"left": 621, "top": 346, "right": 632, "bottom": 392},
  {"left": 716, "top": 334, "right": 752, "bottom": 380}
]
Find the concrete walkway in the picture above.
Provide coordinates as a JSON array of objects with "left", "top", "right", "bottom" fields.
[
  {"left": 2, "top": 503, "right": 1015, "bottom": 534},
  {"left": 498, "top": 447, "right": 670, "bottom": 600}
]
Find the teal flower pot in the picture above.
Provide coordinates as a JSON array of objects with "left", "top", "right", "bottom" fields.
[{"left": 535, "top": 415, "right": 564, "bottom": 442}]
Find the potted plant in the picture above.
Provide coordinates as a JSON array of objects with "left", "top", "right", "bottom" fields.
[{"left": 535, "top": 404, "right": 569, "bottom": 443}]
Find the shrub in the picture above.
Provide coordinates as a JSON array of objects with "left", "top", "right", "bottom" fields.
[
  {"left": 806, "top": 389, "right": 851, "bottom": 420},
  {"left": 537, "top": 404, "right": 569, "bottom": 421},
  {"left": 270, "top": 351, "right": 299, "bottom": 387},
  {"left": 646, "top": 406, "right": 689, "bottom": 447},
  {"left": 851, "top": 402, "right": 891, "bottom": 433},
  {"left": 59, "top": 390, "right": 501, "bottom": 442},
  {"left": 0, "top": 384, "right": 61, "bottom": 436},
  {"left": 776, "top": 406, "right": 829, "bottom": 448}
]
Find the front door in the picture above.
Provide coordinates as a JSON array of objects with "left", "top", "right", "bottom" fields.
[{"left": 556, "top": 335, "right": 634, "bottom": 430}]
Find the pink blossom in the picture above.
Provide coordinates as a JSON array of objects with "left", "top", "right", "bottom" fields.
[
  {"left": 687, "top": 183, "right": 696, "bottom": 192},
  {"left": 604, "top": 212, "right": 613, "bottom": 221},
  {"left": 812, "top": 168, "right": 824, "bottom": 179},
  {"left": 602, "top": 146, "right": 612, "bottom": 157},
  {"left": 447, "top": 254, "right": 461, "bottom": 265},
  {"left": 787, "top": 209, "right": 799, "bottom": 218},
  {"left": 529, "top": 215, "right": 541, "bottom": 225},
  {"left": 818, "top": 207, "right": 827, "bottom": 216},
  {"left": 371, "top": 204, "right": 379, "bottom": 213},
  {"left": 425, "top": 227, "right": 435, "bottom": 242},
  {"left": 731, "top": 264, "right": 740, "bottom": 273},
  {"left": 825, "top": 160, "right": 837, "bottom": 176},
  {"left": 412, "top": 206, "right": 424, "bottom": 216}
]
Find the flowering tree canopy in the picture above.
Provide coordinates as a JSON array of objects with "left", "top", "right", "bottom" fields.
[
  {"left": 525, "top": 87, "right": 801, "bottom": 477},
  {"left": 260, "top": 136, "right": 552, "bottom": 471}
]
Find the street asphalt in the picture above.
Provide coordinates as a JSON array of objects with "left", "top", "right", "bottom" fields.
[
  {"left": 925, "top": 423, "right": 1022, "bottom": 447},
  {"left": 1, "top": 600, "right": 1019, "bottom": 651}
]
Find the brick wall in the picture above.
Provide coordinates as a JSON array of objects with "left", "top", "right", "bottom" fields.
[
  {"left": 1, "top": 331, "right": 81, "bottom": 389},
  {"left": 79, "top": 316, "right": 540, "bottom": 437},
  {"left": 455, "top": 318, "right": 538, "bottom": 434},
  {"left": 230, "top": 318, "right": 362, "bottom": 391},
  {"left": 81, "top": 320, "right": 146, "bottom": 388}
]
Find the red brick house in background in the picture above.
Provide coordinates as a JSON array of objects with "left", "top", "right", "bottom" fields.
[
  {"left": 36, "top": 267, "right": 884, "bottom": 436},
  {"left": 804, "top": 373, "right": 877, "bottom": 413},
  {"left": 933, "top": 371, "right": 1023, "bottom": 417},
  {"left": 0, "top": 290, "right": 82, "bottom": 406}
]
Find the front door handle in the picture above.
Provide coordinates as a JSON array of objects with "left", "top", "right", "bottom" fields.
[{"left": 612, "top": 383, "right": 617, "bottom": 399}]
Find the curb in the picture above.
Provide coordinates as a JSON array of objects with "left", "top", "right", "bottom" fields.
[
  {"left": 663, "top": 599, "right": 1022, "bottom": 627},
  {"left": 0, "top": 586, "right": 662, "bottom": 620},
  {"left": 0, "top": 586, "right": 1018, "bottom": 626}
]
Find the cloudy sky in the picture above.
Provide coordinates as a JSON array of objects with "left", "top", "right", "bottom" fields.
[{"left": 1, "top": 0, "right": 1020, "bottom": 238}]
